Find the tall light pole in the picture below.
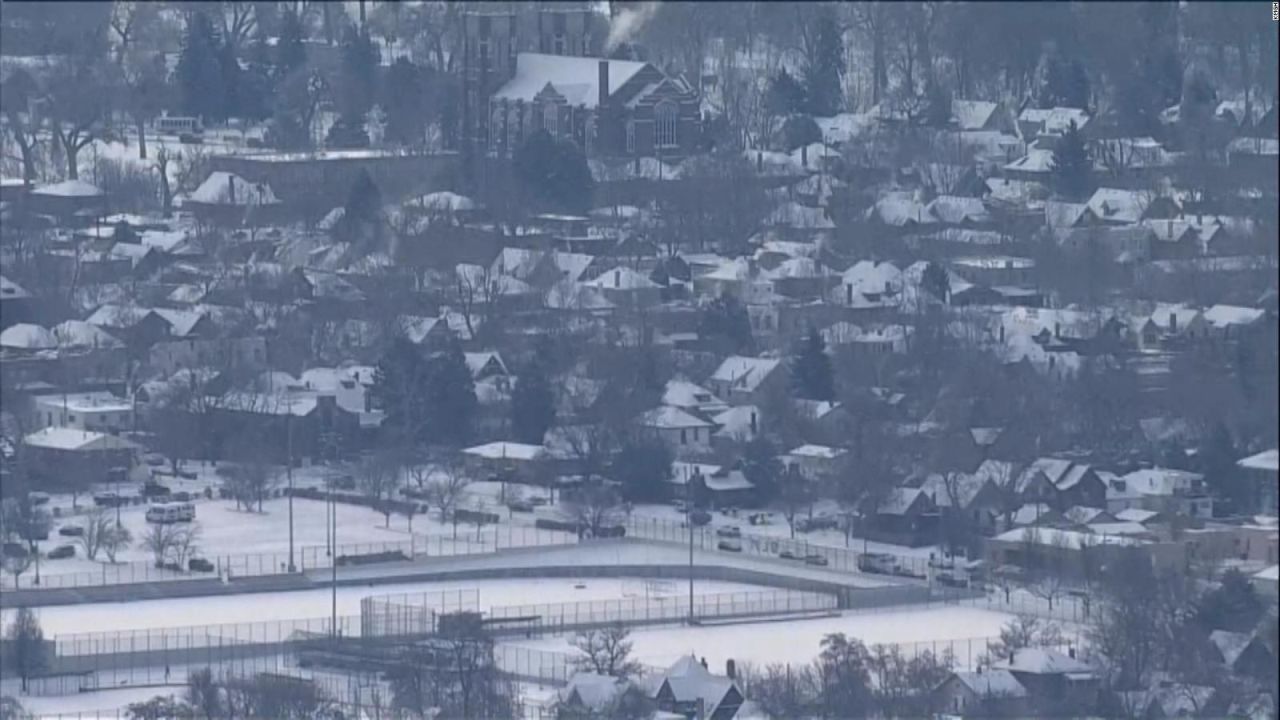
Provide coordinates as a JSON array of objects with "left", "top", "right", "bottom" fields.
[
  {"left": 287, "top": 411, "right": 295, "bottom": 572},
  {"left": 330, "top": 484, "right": 338, "bottom": 639},
  {"left": 687, "top": 474, "right": 696, "bottom": 626}
]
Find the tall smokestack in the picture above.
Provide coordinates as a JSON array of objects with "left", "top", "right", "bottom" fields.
[{"left": 598, "top": 60, "right": 609, "bottom": 108}]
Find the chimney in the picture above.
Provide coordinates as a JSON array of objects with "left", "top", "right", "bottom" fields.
[
  {"left": 1068, "top": 647, "right": 1076, "bottom": 659},
  {"left": 598, "top": 60, "right": 609, "bottom": 108},
  {"left": 757, "top": 151, "right": 763, "bottom": 172},
  {"left": 999, "top": 324, "right": 1005, "bottom": 343},
  {"left": 846, "top": 284, "right": 853, "bottom": 305},
  {"left": 700, "top": 656, "right": 708, "bottom": 669},
  {"left": 1054, "top": 322, "right": 1061, "bottom": 339},
  {"left": 726, "top": 659, "right": 737, "bottom": 679},
  {"left": 613, "top": 269, "right": 621, "bottom": 287},
  {"left": 801, "top": 144, "right": 809, "bottom": 169},
  {"left": 1169, "top": 312, "right": 1177, "bottom": 332},
  {"left": 227, "top": 175, "right": 236, "bottom": 204},
  {"left": 750, "top": 411, "right": 757, "bottom": 434}
]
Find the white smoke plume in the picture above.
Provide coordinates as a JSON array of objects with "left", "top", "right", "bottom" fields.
[{"left": 604, "top": 1, "right": 660, "bottom": 55}]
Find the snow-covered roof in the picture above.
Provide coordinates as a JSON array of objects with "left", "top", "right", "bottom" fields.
[
  {"left": 560, "top": 673, "right": 628, "bottom": 711},
  {"left": 1086, "top": 187, "right": 1160, "bottom": 224},
  {"left": 663, "top": 379, "right": 727, "bottom": 411},
  {"left": 927, "top": 195, "right": 992, "bottom": 225},
  {"left": 1019, "top": 106, "right": 1090, "bottom": 135},
  {"left": 1116, "top": 468, "right": 1203, "bottom": 497},
  {"left": 188, "top": 172, "right": 280, "bottom": 206},
  {"left": 993, "top": 526, "right": 1140, "bottom": 549},
  {"left": 544, "top": 280, "right": 615, "bottom": 311},
  {"left": 841, "top": 260, "right": 902, "bottom": 294},
  {"left": 0, "top": 323, "right": 57, "bottom": 350},
  {"left": 1003, "top": 149, "right": 1054, "bottom": 174},
  {"left": 767, "top": 201, "right": 834, "bottom": 229},
  {"left": 51, "top": 320, "right": 122, "bottom": 349},
  {"left": 1209, "top": 630, "right": 1254, "bottom": 667},
  {"left": 1063, "top": 506, "right": 1109, "bottom": 525},
  {"left": 1202, "top": 304, "right": 1265, "bottom": 328},
  {"left": 31, "top": 179, "right": 104, "bottom": 198},
  {"left": 991, "top": 647, "right": 1094, "bottom": 676},
  {"left": 948, "top": 670, "right": 1027, "bottom": 698},
  {"left": 1253, "top": 565, "right": 1279, "bottom": 582},
  {"left": 24, "top": 426, "right": 136, "bottom": 452},
  {"left": 32, "top": 391, "right": 132, "bottom": 414},
  {"left": 407, "top": 191, "right": 480, "bottom": 212},
  {"left": 463, "top": 351, "right": 507, "bottom": 378},
  {"left": 660, "top": 655, "right": 738, "bottom": 716},
  {"left": 865, "top": 191, "right": 932, "bottom": 226},
  {"left": 1238, "top": 449, "right": 1279, "bottom": 472},
  {"left": 787, "top": 444, "right": 846, "bottom": 460},
  {"left": 1114, "top": 508, "right": 1161, "bottom": 524},
  {"left": 493, "top": 53, "right": 647, "bottom": 108},
  {"left": 463, "top": 441, "right": 546, "bottom": 461},
  {"left": 763, "top": 256, "right": 831, "bottom": 280},
  {"left": 952, "top": 100, "right": 1000, "bottom": 131},
  {"left": 640, "top": 406, "right": 714, "bottom": 430},
  {"left": 920, "top": 473, "right": 994, "bottom": 509},
  {"left": 709, "top": 356, "right": 781, "bottom": 393},
  {"left": 711, "top": 405, "right": 759, "bottom": 440},
  {"left": 986, "top": 178, "right": 1046, "bottom": 207},
  {"left": 877, "top": 487, "right": 927, "bottom": 516}
]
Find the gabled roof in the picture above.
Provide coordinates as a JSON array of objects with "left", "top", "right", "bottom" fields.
[
  {"left": 0, "top": 323, "right": 56, "bottom": 350},
  {"left": 51, "top": 320, "right": 122, "bottom": 349},
  {"left": 841, "top": 260, "right": 902, "bottom": 294},
  {"left": 32, "top": 179, "right": 103, "bottom": 198},
  {"left": 585, "top": 266, "right": 660, "bottom": 290},
  {"left": 1202, "top": 304, "right": 1265, "bottom": 329},
  {"left": 663, "top": 379, "right": 728, "bottom": 412},
  {"left": 1237, "top": 449, "right": 1279, "bottom": 472},
  {"left": 544, "top": 280, "right": 615, "bottom": 311},
  {"left": 463, "top": 351, "right": 507, "bottom": 379},
  {"left": 462, "top": 441, "right": 545, "bottom": 461},
  {"left": 0, "top": 274, "right": 32, "bottom": 300},
  {"left": 24, "top": 427, "right": 136, "bottom": 452},
  {"left": 709, "top": 356, "right": 782, "bottom": 393},
  {"left": 1004, "top": 149, "right": 1055, "bottom": 174},
  {"left": 492, "top": 53, "right": 647, "bottom": 109},
  {"left": 1086, "top": 187, "right": 1167, "bottom": 224},
  {"left": 188, "top": 172, "right": 279, "bottom": 206},
  {"left": 711, "top": 405, "right": 759, "bottom": 440},
  {"left": 865, "top": 192, "right": 932, "bottom": 226},
  {"left": 946, "top": 669, "right": 1028, "bottom": 698},
  {"left": 927, "top": 195, "right": 992, "bottom": 225},
  {"left": 952, "top": 100, "right": 1000, "bottom": 131},
  {"left": 660, "top": 655, "right": 739, "bottom": 718}
]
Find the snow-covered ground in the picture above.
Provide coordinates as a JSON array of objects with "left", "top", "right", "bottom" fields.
[
  {"left": 507, "top": 606, "right": 1020, "bottom": 670},
  {"left": 8, "top": 577, "right": 767, "bottom": 638},
  {"left": 12, "top": 685, "right": 170, "bottom": 719}
]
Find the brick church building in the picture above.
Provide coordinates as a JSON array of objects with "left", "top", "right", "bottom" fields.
[{"left": 460, "top": 2, "right": 701, "bottom": 161}]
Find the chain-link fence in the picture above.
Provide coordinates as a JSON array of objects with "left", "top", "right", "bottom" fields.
[
  {"left": 359, "top": 588, "right": 482, "bottom": 638},
  {"left": 623, "top": 515, "right": 934, "bottom": 579},
  {"left": 2, "top": 524, "right": 580, "bottom": 592}
]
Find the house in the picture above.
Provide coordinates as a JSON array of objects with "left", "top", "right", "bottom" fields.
[
  {"left": 639, "top": 406, "right": 715, "bottom": 455},
  {"left": 932, "top": 669, "right": 1030, "bottom": 718},
  {"left": 463, "top": 351, "right": 509, "bottom": 381},
  {"left": 1017, "top": 107, "right": 1090, "bottom": 146},
  {"left": 583, "top": 266, "right": 663, "bottom": 308},
  {"left": 23, "top": 426, "right": 137, "bottom": 490},
  {"left": 462, "top": 440, "right": 549, "bottom": 486},
  {"left": 782, "top": 444, "right": 847, "bottom": 481},
  {"left": 28, "top": 179, "right": 105, "bottom": 220},
  {"left": 670, "top": 462, "right": 755, "bottom": 508},
  {"left": 989, "top": 647, "right": 1098, "bottom": 713},
  {"left": 706, "top": 356, "right": 784, "bottom": 406},
  {"left": 1208, "top": 629, "right": 1276, "bottom": 684},
  {"left": 1119, "top": 680, "right": 1225, "bottom": 720},
  {"left": 952, "top": 99, "right": 1015, "bottom": 133},
  {"left": 32, "top": 391, "right": 134, "bottom": 434},
  {"left": 557, "top": 673, "right": 637, "bottom": 718},
  {"left": 919, "top": 472, "right": 1005, "bottom": 536},
  {"left": 183, "top": 171, "right": 283, "bottom": 225},
  {"left": 1201, "top": 304, "right": 1267, "bottom": 343},
  {"left": 1250, "top": 565, "right": 1278, "bottom": 601},
  {"left": 986, "top": 526, "right": 1140, "bottom": 579},
  {"left": 1237, "top": 449, "right": 1278, "bottom": 515},
  {"left": 864, "top": 487, "right": 939, "bottom": 547},
  {"left": 1002, "top": 148, "right": 1055, "bottom": 182},
  {"left": 1062, "top": 506, "right": 1116, "bottom": 527},
  {"left": 837, "top": 260, "right": 903, "bottom": 308},
  {"left": 710, "top": 405, "right": 760, "bottom": 445},
  {"left": 1105, "top": 468, "right": 1213, "bottom": 518},
  {"left": 653, "top": 655, "right": 744, "bottom": 720},
  {"left": 926, "top": 195, "right": 993, "bottom": 227},
  {"left": 1014, "top": 458, "right": 1106, "bottom": 510},
  {"left": 1085, "top": 187, "right": 1181, "bottom": 225}
]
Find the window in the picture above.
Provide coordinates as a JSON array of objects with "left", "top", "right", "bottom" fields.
[
  {"left": 543, "top": 104, "right": 558, "bottom": 137},
  {"left": 478, "top": 38, "right": 491, "bottom": 71},
  {"left": 655, "top": 101, "right": 678, "bottom": 149},
  {"left": 680, "top": 429, "right": 687, "bottom": 445},
  {"left": 625, "top": 119, "right": 635, "bottom": 154},
  {"left": 553, "top": 34, "right": 567, "bottom": 55},
  {"left": 68, "top": 415, "right": 76, "bottom": 423}
]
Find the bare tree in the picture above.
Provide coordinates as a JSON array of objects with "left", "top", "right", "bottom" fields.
[
  {"left": 426, "top": 458, "right": 472, "bottom": 539},
  {"left": 563, "top": 482, "right": 624, "bottom": 537},
  {"left": 571, "top": 623, "right": 644, "bottom": 679},
  {"left": 77, "top": 508, "right": 114, "bottom": 561},
  {"left": 143, "top": 522, "right": 181, "bottom": 568},
  {"left": 172, "top": 523, "right": 202, "bottom": 569},
  {"left": 1024, "top": 528, "right": 1070, "bottom": 612},
  {"left": 358, "top": 450, "right": 401, "bottom": 528}
]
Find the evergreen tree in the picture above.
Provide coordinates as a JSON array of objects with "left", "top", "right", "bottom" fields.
[
  {"left": 697, "top": 294, "right": 754, "bottom": 355},
  {"left": 382, "top": 58, "right": 427, "bottom": 147},
  {"left": 326, "top": 114, "right": 371, "bottom": 148},
  {"left": 613, "top": 435, "right": 674, "bottom": 503},
  {"left": 344, "top": 169, "right": 382, "bottom": 225},
  {"left": 511, "top": 357, "right": 555, "bottom": 445},
  {"left": 801, "top": 6, "right": 844, "bottom": 116},
  {"left": 741, "top": 437, "right": 783, "bottom": 504},
  {"left": 513, "top": 130, "right": 594, "bottom": 214},
  {"left": 791, "top": 327, "right": 835, "bottom": 402},
  {"left": 337, "top": 27, "right": 379, "bottom": 121},
  {"left": 423, "top": 342, "right": 477, "bottom": 447},
  {"left": 176, "top": 11, "right": 223, "bottom": 121},
  {"left": 1049, "top": 120, "right": 1093, "bottom": 200},
  {"left": 922, "top": 261, "right": 951, "bottom": 303},
  {"left": 765, "top": 68, "right": 807, "bottom": 116},
  {"left": 5, "top": 607, "right": 47, "bottom": 692},
  {"left": 217, "top": 39, "right": 243, "bottom": 120},
  {"left": 1196, "top": 569, "right": 1264, "bottom": 632},
  {"left": 1041, "top": 55, "right": 1090, "bottom": 110},
  {"left": 779, "top": 115, "right": 822, "bottom": 152},
  {"left": 371, "top": 337, "right": 429, "bottom": 443}
]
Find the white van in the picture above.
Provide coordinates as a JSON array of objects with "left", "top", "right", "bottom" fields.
[{"left": 146, "top": 502, "right": 195, "bottom": 524}]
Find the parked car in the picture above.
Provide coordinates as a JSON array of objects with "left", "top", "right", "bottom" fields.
[
  {"left": 689, "top": 510, "right": 712, "bottom": 526},
  {"left": 716, "top": 526, "right": 741, "bottom": 538},
  {"left": 333, "top": 475, "right": 356, "bottom": 491},
  {"left": 804, "top": 553, "right": 829, "bottom": 566},
  {"left": 144, "top": 453, "right": 167, "bottom": 467},
  {"left": 189, "top": 558, "right": 215, "bottom": 572},
  {"left": 935, "top": 570, "right": 969, "bottom": 588},
  {"left": 528, "top": 496, "right": 549, "bottom": 507},
  {"left": 507, "top": 500, "right": 535, "bottom": 513},
  {"left": 796, "top": 517, "right": 838, "bottom": 533},
  {"left": 58, "top": 525, "right": 85, "bottom": 537},
  {"left": 178, "top": 133, "right": 203, "bottom": 144},
  {"left": 717, "top": 539, "right": 743, "bottom": 552},
  {"left": 47, "top": 544, "right": 76, "bottom": 560},
  {"left": 172, "top": 491, "right": 192, "bottom": 502},
  {"left": 94, "top": 492, "right": 125, "bottom": 507},
  {"left": 779, "top": 549, "right": 800, "bottom": 560},
  {"left": 28, "top": 491, "right": 51, "bottom": 506},
  {"left": 142, "top": 481, "right": 171, "bottom": 498},
  {"left": 857, "top": 553, "right": 900, "bottom": 575}
]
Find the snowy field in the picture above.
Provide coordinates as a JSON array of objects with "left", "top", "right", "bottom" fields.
[
  {"left": 7, "top": 577, "right": 766, "bottom": 637},
  {"left": 13, "top": 685, "right": 167, "bottom": 719},
  {"left": 506, "top": 606, "right": 1019, "bottom": 670}
]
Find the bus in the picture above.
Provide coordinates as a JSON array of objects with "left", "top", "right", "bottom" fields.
[
  {"left": 154, "top": 116, "right": 203, "bottom": 136},
  {"left": 146, "top": 502, "right": 195, "bottom": 524}
]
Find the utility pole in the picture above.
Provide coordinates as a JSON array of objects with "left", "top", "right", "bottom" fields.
[
  {"left": 287, "top": 412, "right": 295, "bottom": 572},
  {"left": 331, "top": 486, "right": 338, "bottom": 639},
  {"left": 687, "top": 481, "right": 694, "bottom": 625}
]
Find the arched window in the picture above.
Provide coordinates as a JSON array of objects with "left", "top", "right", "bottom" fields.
[
  {"left": 543, "top": 104, "right": 558, "bottom": 137},
  {"left": 654, "top": 101, "right": 678, "bottom": 149}
]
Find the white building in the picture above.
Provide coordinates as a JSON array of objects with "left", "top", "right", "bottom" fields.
[{"left": 32, "top": 391, "right": 134, "bottom": 434}]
